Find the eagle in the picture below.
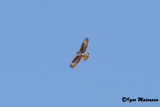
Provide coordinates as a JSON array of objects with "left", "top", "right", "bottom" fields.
[{"left": 70, "top": 38, "right": 89, "bottom": 68}]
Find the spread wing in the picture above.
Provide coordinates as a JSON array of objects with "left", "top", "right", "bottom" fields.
[
  {"left": 70, "top": 55, "right": 81, "bottom": 68},
  {"left": 79, "top": 38, "right": 89, "bottom": 53}
]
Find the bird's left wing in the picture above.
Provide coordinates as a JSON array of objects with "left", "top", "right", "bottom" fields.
[{"left": 79, "top": 38, "right": 89, "bottom": 53}]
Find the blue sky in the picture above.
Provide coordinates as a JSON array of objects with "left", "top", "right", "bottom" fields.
[{"left": 0, "top": 0, "right": 160, "bottom": 107}]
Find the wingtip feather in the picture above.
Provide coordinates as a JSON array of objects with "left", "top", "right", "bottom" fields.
[
  {"left": 70, "top": 64, "right": 74, "bottom": 68},
  {"left": 85, "top": 38, "right": 89, "bottom": 41}
]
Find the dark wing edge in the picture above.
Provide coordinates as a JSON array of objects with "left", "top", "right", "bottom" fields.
[
  {"left": 79, "top": 38, "right": 89, "bottom": 53},
  {"left": 70, "top": 55, "right": 81, "bottom": 68}
]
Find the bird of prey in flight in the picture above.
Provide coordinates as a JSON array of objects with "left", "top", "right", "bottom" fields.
[{"left": 70, "top": 38, "right": 89, "bottom": 68}]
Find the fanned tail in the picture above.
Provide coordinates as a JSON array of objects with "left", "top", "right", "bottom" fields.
[{"left": 82, "top": 53, "right": 89, "bottom": 60}]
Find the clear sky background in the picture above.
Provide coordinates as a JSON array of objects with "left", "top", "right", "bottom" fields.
[{"left": 0, "top": 0, "right": 160, "bottom": 107}]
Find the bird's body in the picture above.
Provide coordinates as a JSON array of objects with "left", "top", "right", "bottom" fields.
[
  {"left": 76, "top": 52, "right": 85, "bottom": 56},
  {"left": 76, "top": 52, "right": 89, "bottom": 60},
  {"left": 76, "top": 52, "right": 83, "bottom": 56},
  {"left": 70, "top": 38, "right": 89, "bottom": 68}
]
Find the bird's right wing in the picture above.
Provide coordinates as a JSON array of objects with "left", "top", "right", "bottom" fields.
[{"left": 70, "top": 55, "right": 81, "bottom": 68}]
